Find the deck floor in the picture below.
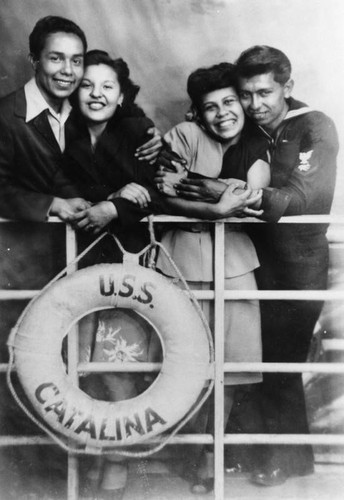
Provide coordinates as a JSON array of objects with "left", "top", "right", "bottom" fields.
[
  {"left": 1, "top": 451, "right": 343, "bottom": 500},
  {"left": 123, "top": 462, "right": 344, "bottom": 500}
]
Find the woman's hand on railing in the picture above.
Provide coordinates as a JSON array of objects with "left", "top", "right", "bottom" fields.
[
  {"left": 212, "top": 185, "right": 263, "bottom": 218},
  {"left": 243, "top": 189, "right": 264, "bottom": 217},
  {"left": 107, "top": 183, "right": 151, "bottom": 208},
  {"left": 49, "top": 197, "right": 91, "bottom": 222},
  {"left": 173, "top": 177, "right": 228, "bottom": 202},
  {"left": 70, "top": 201, "right": 118, "bottom": 234}
]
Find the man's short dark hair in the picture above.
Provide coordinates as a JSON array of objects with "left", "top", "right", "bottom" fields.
[
  {"left": 187, "top": 62, "right": 237, "bottom": 113},
  {"left": 29, "top": 15, "right": 87, "bottom": 60},
  {"left": 235, "top": 45, "right": 291, "bottom": 85}
]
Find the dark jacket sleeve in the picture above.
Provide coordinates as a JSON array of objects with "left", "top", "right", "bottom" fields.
[
  {"left": 0, "top": 91, "right": 81, "bottom": 221},
  {"left": 260, "top": 112, "right": 339, "bottom": 221},
  {"left": 106, "top": 117, "right": 161, "bottom": 226},
  {"left": 51, "top": 164, "right": 82, "bottom": 199},
  {"left": 0, "top": 102, "right": 53, "bottom": 221},
  {"left": 61, "top": 151, "right": 113, "bottom": 202}
]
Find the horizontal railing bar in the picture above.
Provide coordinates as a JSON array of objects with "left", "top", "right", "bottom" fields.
[
  {"left": 0, "top": 291, "right": 37, "bottom": 300},
  {"left": 2, "top": 361, "right": 344, "bottom": 374},
  {"left": 223, "top": 434, "right": 344, "bottom": 446},
  {"left": 78, "top": 362, "right": 162, "bottom": 373},
  {"left": 0, "top": 362, "right": 164, "bottom": 373},
  {"left": 78, "top": 361, "right": 344, "bottom": 374},
  {"left": 2, "top": 433, "right": 344, "bottom": 448},
  {"left": 223, "top": 290, "right": 344, "bottom": 300},
  {"left": 2, "top": 289, "right": 344, "bottom": 301},
  {"left": 223, "top": 362, "right": 344, "bottom": 373},
  {"left": 322, "top": 339, "right": 344, "bottom": 350},
  {"left": 199, "top": 290, "right": 344, "bottom": 301},
  {"left": 0, "top": 436, "right": 53, "bottom": 446},
  {"left": 149, "top": 214, "right": 344, "bottom": 225},
  {"left": 0, "top": 364, "right": 12, "bottom": 372},
  {"left": 2, "top": 214, "right": 344, "bottom": 225}
]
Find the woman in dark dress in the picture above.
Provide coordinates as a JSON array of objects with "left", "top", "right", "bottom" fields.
[{"left": 63, "top": 50, "right": 162, "bottom": 500}]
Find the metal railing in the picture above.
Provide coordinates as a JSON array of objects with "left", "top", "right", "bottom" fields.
[{"left": 1, "top": 214, "right": 344, "bottom": 500}]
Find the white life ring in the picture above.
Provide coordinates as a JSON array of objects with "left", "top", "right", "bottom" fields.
[{"left": 13, "top": 263, "right": 211, "bottom": 450}]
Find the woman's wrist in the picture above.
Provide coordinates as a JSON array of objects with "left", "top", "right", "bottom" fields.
[
  {"left": 104, "top": 200, "right": 118, "bottom": 219},
  {"left": 206, "top": 203, "right": 224, "bottom": 219}
]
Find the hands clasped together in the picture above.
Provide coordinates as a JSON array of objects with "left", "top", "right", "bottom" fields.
[
  {"left": 50, "top": 197, "right": 115, "bottom": 234},
  {"left": 50, "top": 128, "right": 160, "bottom": 234},
  {"left": 51, "top": 182, "right": 151, "bottom": 235},
  {"left": 71, "top": 182, "right": 151, "bottom": 235},
  {"left": 154, "top": 154, "right": 263, "bottom": 219}
]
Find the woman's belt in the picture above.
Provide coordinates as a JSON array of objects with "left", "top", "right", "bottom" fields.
[
  {"left": 176, "top": 223, "right": 243, "bottom": 233},
  {"left": 177, "top": 223, "right": 211, "bottom": 233}
]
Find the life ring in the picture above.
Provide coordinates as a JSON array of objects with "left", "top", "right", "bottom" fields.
[{"left": 12, "top": 263, "right": 211, "bottom": 450}]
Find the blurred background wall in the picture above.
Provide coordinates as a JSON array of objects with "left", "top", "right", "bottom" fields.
[
  {"left": 0, "top": 0, "right": 343, "bottom": 209},
  {"left": 1, "top": 0, "right": 344, "bottom": 483}
]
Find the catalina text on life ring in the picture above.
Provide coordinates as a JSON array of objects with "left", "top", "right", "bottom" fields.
[{"left": 12, "top": 263, "right": 211, "bottom": 451}]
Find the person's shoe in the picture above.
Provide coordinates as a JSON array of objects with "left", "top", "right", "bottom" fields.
[
  {"left": 225, "top": 461, "right": 245, "bottom": 475},
  {"left": 251, "top": 466, "right": 289, "bottom": 487},
  {"left": 97, "top": 487, "right": 125, "bottom": 500},
  {"left": 79, "top": 475, "right": 100, "bottom": 499},
  {"left": 191, "top": 478, "right": 214, "bottom": 495},
  {"left": 98, "top": 461, "right": 127, "bottom": 500},
  {"left": 190, "top": 450, "right": 214, "bottom": 494},
  {"left": 290, "top": 465, "right": 314, "bottom": 477}
]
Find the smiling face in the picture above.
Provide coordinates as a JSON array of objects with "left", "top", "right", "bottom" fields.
[
  {"left": 238, "top": 72, "right": 293, "bottom": 133},
  {"left": 200, "top": 87, "right": 245, "bottom": 145},
  {"left": 78, "top": 63, "right": 123, "bottom": 125},
  {"left": 33, "top": 32, "right": 84, "bottom": 112}
]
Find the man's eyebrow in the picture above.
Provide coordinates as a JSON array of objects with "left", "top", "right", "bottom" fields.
[
  {"left": 47, "top": 51, "right": 84, "bottom": 57},
  {"left": 240, "top": 87, "right": 272, "bottom": 92}
]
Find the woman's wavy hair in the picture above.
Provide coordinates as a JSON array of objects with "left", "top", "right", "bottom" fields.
[
  {"left": 74, "top": 49, "right": 145, "bottom": 119},
  {"left": 186, "top": 62, "right": 238, "bottom": 123}
]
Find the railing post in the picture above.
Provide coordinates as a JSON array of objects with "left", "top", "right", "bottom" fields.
[
  {"left": 1, "top": 215, "right": 344, "bottom": 498},
  {"left": 65, "top": 224, "right": 79, "bottom": 500},
  {"left": 214, "top": 221, "right": 225, "bottom": 500}
]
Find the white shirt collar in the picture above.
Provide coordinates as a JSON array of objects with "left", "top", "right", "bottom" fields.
[
  {"left": 24, "top": 77, "right": 72, "bottom": 123},
  {"left": 284, "top": 107, "right": 314, "bottom": 121}
]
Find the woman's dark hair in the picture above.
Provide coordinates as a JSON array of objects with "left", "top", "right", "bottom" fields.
[
  {"left": 82, "top": 50, "right": 144, "bottom": 118},
  {"left": 235, "top": 45, "right": 291, "bottom": 85},
  {"left": 186, "top": 62, "right": 237, "bottom": 120},
  {"left": 29, "top": 15, "right": 87, "bottom": 60}
]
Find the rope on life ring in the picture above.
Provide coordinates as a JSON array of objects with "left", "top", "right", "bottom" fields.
[{"left": 7, "top": 228, "right": 213, "bottom": 456}]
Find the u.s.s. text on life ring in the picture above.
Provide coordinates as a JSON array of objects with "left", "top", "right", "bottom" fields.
[{"left": 12, "top": 263, "right": 211, "bottom": 450}]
